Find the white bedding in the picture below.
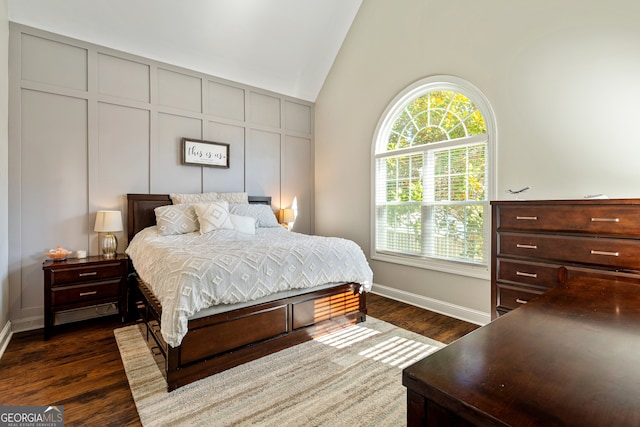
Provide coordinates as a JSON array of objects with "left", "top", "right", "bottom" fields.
[{"left": 126, "top": 226, "right": 373, "bottom": 347}]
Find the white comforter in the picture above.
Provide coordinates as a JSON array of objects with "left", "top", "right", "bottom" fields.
[{"left": 126, "top": 226, "right": 373, "bottom": 347}]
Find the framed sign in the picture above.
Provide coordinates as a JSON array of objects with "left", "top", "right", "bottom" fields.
[{"left": 182, "top": 138, "right": 229, "bottom": 168}]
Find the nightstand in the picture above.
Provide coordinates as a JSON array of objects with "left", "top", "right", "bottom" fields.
[{"left": 42, "top": 254, "right": 128, "bottom": 339}]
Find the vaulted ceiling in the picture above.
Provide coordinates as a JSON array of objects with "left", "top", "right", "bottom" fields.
[{"left": 8, "top": 0, "right": 362, "bottom": 101}]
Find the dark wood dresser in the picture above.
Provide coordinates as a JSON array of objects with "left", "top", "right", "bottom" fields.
[
  {"left": 403, "top": 273, "right": 640, "bottom": 426},
  {"left": 491, "top": 198, "right": 640, "bottom": 319},
  {"left": 403, "top": 198, "right": 640, "bottom": 426}
]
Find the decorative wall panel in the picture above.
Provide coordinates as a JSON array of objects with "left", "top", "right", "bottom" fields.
[
  {"left": 97, "top": 54, "right": 150, "bottom": 102},
  {"left": 285, "top": 101, "right": 312, "bottom": 134},
  {"left": 283, "top": 135, "right": 312, "bottom": 232},
  {"left": 155, "top": 113, "right": 202, "bottom": 194},
  {"left": 8, "top": 23, "right": 314, "bottom": 330},
  {"left": 96, "top": 102, "right": 150, "bottom": 226},
  {"left": 205, "top": 121, "right": 245, "bottom": 192},
  {"left": 208, "top": 81, "right": 245, "bottom": 121},
  {"left": 19, "top": 90, "right": 88, "bottom": 311},
  {"left": 157, "top": 68, "right": 202, "bottom": 113},
  {"left": 250, "top": 92, "right": 281, "bottom": 127},
  {"left": 246, "top": 129, "right": 281, "bottom": 202},
  {"left": 20, "top": 33, "right": 87, "bottom": 90}
]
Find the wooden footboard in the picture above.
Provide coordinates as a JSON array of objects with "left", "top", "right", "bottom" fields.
[{"left": 131, "top": 276, "right": 367, "bottom": 391}]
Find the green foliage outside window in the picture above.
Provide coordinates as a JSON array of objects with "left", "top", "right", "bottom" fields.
[{"left": 377, "top": 90, "right": 488, "bottom": 263}]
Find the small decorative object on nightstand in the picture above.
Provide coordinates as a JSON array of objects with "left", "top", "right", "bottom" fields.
[
  {"left": 42, "top": 254, "right": 128, "bottom": 339},
  {"left": 94, "top": 210, "right": 123, "bottom": 258},
  {"left": 279, "top": 208, "right": 295, "bottom": 230}
]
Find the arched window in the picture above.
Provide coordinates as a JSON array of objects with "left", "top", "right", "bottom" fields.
[{"left": 372, "top": 76, "right": 496, "bottom": 277}]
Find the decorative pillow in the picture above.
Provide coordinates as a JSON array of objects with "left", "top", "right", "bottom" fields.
[
  {"left": 216, "top": 192, "right": 249, "bottom": 204},
  {"left": 230, "top": 214, "right": 256, "bottom": 235},
  {"left": 170, "top": 192, "right": 218, "bottom": 205},
  {"left": 154, "top": 204, "right": 199, "bottom": 236},
  {"left": 229, "top": 204, "right": 280, "bottom": 228},
  {"left": 193, "top": 201, "right": 234, "bottom": 234}
]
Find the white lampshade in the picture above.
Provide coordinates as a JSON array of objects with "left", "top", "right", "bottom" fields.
[
  {"left": 94, "top": 210, "right": 123, "bottom": 232},
  {"left": 95, "top": 210, "right": 123, "bottom": 258}
]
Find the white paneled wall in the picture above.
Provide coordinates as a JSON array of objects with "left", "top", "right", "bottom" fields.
[{"left": 8, "top": 23, "right": 314, "bottom": 330}]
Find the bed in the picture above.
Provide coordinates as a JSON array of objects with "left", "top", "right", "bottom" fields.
[{"left": 126, "top": 193, "right": 372, "bottom": 391}]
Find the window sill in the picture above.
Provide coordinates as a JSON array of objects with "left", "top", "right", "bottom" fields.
[{"left": 372, "top": 252, "right": 490, "bottom": 280}]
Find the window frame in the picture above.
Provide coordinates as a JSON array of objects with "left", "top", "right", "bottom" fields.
[{"left": 370, "top": 75, "right": 497, "bottom": 279}]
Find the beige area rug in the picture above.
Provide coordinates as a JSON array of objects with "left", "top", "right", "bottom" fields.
[{"left": 114, "top": 317, "right": 444, "bottom": 427}]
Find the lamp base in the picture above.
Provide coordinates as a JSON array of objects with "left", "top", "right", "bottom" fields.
[{"left": 101, "top": 233, "right": 118, "bottom": 258}]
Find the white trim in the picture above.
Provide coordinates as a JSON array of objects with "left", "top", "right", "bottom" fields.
[
  {"left": 371, "top": 283, "right": 490, "bottom": 326},
  {"left": 370, "top": 75, "right": 497, "bottom": 278},
  {"left": 0, "top": 320, "right": 12, "bottom": 361},
  {"left": 374, "top": 133, "right": 488, "bottom": 159},
  {"left": 372, "top": 252, "right": 490, "bottom": 280}
]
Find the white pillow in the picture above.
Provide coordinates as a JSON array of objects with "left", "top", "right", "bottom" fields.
[
  {"left": 154, "top": 204, "right": 199, "bottom": 235},
  {"left": 229, "top": 204, "right": 280, "bottom": 228},
  {"left": 230, "top": 214, "right": 256, "bottom": 235},
  {"left": 193, "top": 201, "right": 234, "bottom": 234},
  {"left": 217, "top": 192, "right": 249, "bottom": 204},
  {"left": 170, "top": 192, "right": 218, "bottom": 205}
]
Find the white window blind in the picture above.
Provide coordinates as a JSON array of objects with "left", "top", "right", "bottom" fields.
[{"left": 372, "top": 78, "right": 495, "bottom": 273}]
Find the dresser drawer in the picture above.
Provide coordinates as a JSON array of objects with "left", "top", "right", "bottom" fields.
[
  {"left": 496, "top": 258, "right": 560, "bottom": 289},
  {"left": 51, "top": 279, "right": 121, "bottom": 307},
  {"left": 498, "top": 232, "right": 640, "bottom": 270},
  {"left": 497, "top": 284, "right": 545, "bottom": 311},
  {"left": 498, "top": 205, "right": 640, "bottom": 236},
  {"left": 49, "top": 262, "right": 123, "bottom": 286}
]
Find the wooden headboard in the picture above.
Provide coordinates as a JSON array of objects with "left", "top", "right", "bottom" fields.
[{"left": 127, "top": 193, "right": 272, "bottom": 242}]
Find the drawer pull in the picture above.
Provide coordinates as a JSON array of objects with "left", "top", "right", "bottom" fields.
[
  {"left": 590, "top": 250, "right": 619, "bottom": 257},
  {"left": 516, "top": 298, "right": 528, "bottom": 304},
  {"left": 591, "top": 217, "right": 619, "bottom": 223},
  {"left": 79, "top": 272, "right": 98, "bottom": 277},
  {"left": 516, "top": 216, "right": 538, "bottom": 220},
  {"left": 79, "top": 291, "right": 97, "bottom": 296},
  {"left": 516, "top": 244, "right": 538, "bottom": 249},
  {"left": 516, "top": 271, "right": 538, "bottom": 278}
]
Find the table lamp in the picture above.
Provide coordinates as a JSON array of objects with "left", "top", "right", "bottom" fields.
[
  {"left": 279, "top": 208, "right": 295, "bottom": 230},
  {"left": 94, "top": 210, "right": 123, "bottom": 258}
]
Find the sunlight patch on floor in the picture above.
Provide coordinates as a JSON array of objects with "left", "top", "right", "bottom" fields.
[
  {"left": 359, "top": 336, "right": 440, "bottom": 369},
  {"left": 314, "top": 325, "right": 381, "bottom": 349},
  {"left": 314, "top": 324, "right": 440, "bottom": 368}
]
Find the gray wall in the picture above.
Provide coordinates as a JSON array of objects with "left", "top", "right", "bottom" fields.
[
  {"left": 0, "top": 0, "right": 9, "bottom": 355},
  {"left": 315, "top": 0, "right": 640, "bottom": 324},
  {"left": 8, "top": 24, "right": 314, "bottom": 331}
]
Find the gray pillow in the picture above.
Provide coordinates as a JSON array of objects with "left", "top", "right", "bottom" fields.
[
  {"left": 217, "top": 192, "right": 249, "bottom": 204},
  {"left": 193, "top": 201, "right": 234, "bottom": 234},
  {"left": 170, "top": 192, "right": 218, "bottom": 204},
  {"left": 154, "top": 204, "right": 199, "bottom": 235},
  {"left": 229, "top": 204, "right": 280, "bottom": 228}
]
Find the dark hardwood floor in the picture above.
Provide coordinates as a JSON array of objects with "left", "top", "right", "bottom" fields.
[
  {"left": 0, "top": 293, "right": 479, "bottom": 426},
  {"left": 367, "top": 293, "right": 480, "bottom": 344}
]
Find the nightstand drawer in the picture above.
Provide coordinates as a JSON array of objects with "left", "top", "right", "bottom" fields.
[
  {"left": 51, "top": 279, "right": 121, "bottom": 306},
  {"left": 49, "top": 262, "right": 123, "bottom": 286}
]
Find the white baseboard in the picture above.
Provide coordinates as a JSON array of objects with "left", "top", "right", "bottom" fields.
[
  {"left": 371, "top": 283, "right": 490, "bottom": 326},
  {"left": 0, "top": 320, "right": 13, "bottom": 360}
]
